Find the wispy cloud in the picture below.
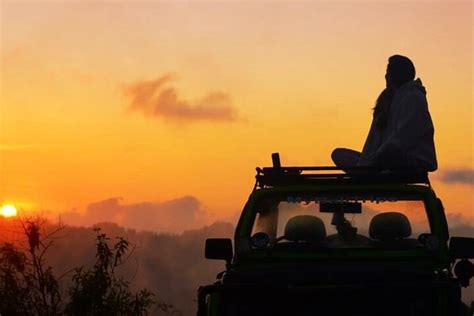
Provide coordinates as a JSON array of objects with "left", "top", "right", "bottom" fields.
[
  {"left": 123, "top": 74, "right": 238, "bottom": 123},
  {"left": 438, "top": 168, "right": 474, "bottom": 185},
  {"left": 61, "top": 195, "right": 211, "bottom": 233}
]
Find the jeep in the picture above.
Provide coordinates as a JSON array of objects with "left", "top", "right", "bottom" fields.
[{"left": 198, "top": 153, "right": 474, "bottom": 316}]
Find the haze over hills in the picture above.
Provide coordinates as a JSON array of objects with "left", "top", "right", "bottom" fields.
[
  {"left": 0, "top": 217, "right": 234, "bottom": 315},
  {"left": 0, "top": 215, "right": 472, "bottom": 315}
]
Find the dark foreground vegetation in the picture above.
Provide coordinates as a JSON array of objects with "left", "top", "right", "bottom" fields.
[
  {"left": 0, "top": 220, "right": 171, "bottom": 315},
  {"left": 0, "top": 218, "right": 233, "bottom": 315}
]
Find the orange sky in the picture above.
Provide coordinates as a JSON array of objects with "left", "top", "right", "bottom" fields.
[{"left": 0, "top": 1, "right": 472, "bottom": 229}]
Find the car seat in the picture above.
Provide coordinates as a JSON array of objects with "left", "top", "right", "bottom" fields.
[
  {"left": 369, "top": 212, "right": 419, "bottom": 248},
  {"left": 284, "top": 215, "right": 327, "bottom": 243}
]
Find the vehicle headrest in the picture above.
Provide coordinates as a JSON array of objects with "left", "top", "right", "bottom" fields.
[
  {"left": 369, "top": 212, "right": 412, "bottom": 241},
  {"left": 284, "top": 215, "right": 326, "bottom": 242}
]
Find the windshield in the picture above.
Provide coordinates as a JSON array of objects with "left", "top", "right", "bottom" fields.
[{"left": 251, "top": 192, "right": 431, "bottom": 249}]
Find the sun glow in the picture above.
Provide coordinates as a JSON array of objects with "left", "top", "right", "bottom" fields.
[{"left": 0, "top": 204, "right": 18, "bottom": 218}]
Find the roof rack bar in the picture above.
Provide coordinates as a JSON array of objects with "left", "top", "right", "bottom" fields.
[
  {"left": 260, "top": 166, "right": 377, "bottom": 172},
  {"left": 259, "top": 166, "right": 429, "bottom": 173},
  {"left": 255, "top": 153, "right": 430, "bottom": 188}
]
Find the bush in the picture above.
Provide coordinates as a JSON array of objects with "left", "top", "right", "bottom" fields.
[
  {"left": 0, "top": 220, "right": 175, "bottom": 315},
  {"left": 66, "top": 228, "right": 154, "bottom": 315}
]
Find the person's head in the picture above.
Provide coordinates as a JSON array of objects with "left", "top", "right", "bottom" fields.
[{"left": 385, "top": 55, "right": 416, "bottom": 90}]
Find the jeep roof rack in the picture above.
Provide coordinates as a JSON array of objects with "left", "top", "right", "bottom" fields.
[{"left": 255, "top": 153, "right": 430, "bottom": 189}]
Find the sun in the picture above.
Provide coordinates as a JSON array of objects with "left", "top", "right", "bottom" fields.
[{"left": 0, "top": 204, "right": 17, "bottom": 218}]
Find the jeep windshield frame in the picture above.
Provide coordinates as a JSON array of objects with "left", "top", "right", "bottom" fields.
[{"left": 234, "top": 183, "right": 449, "bottom": 266}]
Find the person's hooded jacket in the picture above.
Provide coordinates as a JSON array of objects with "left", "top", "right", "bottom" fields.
[{"left": 358, "top": 78, "right": 437, "bottom": 171}]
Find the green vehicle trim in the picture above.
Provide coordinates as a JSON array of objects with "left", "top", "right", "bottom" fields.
[{"left": 234, "top": 183, "right": 451, "bottom": 268}]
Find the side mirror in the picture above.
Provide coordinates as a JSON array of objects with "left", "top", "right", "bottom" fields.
[
  {"left": 454, "top": 259, "right": 474, "bottom": 287},
  {"left": 449, "top": 237, "right": 474, "bottom": 259},
  {"left": 450, "top": 237, "right": 474, "bottom": 288},
  {"left": 205, "top": 238, "right": 233, "bottom": 265}
]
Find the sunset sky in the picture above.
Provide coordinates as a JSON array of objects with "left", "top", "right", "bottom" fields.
[{"left": 1, "top": 1, "right": 472, "bottom": 231}]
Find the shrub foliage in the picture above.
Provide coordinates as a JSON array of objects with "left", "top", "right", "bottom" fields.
[{"left": 0, "top": 221, "right": 164, "bottom": 315}]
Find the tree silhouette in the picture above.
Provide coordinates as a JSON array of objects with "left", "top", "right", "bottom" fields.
[{"left": 0, "top": 220, "right": 61, "bottom": 315}]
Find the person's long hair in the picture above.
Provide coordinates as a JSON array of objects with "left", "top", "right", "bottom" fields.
[
  {"left": 373, "top": 55, "right": 416, "bottom": 130},
  {"left": 373, "top": 88, "right": 394, "bottom": 130}
]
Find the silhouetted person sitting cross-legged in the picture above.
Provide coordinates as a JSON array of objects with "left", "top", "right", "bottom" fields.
[{"left": 332, "top": 55, "right": 437, "bottom": 173}]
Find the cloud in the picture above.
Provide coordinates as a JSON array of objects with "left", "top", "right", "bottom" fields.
[
  {"left": 447, "top": 213, "right": 474, "bottom": 237},
  {"left": 61, "top": 195, "right": 210, "bottom": 233},
  {"left": 438, "top": 168, "right": 474, "bottom": 185},
  {"left": 123, "top": 74, "right": 238, "bottom": 123}
]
